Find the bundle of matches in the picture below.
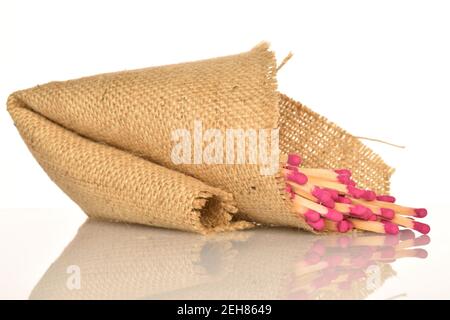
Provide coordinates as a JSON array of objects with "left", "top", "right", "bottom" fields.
[{"left": 282, "top": 153, "right": 430, "bottom": 235}]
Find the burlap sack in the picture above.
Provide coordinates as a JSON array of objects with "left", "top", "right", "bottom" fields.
[{"left": 7, "top": 42, "right": 393, "bottom": 233}]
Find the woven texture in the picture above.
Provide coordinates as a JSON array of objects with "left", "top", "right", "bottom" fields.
[
  {"left": 279, "top": 94, "right": 394, "bottom": 193},
  {"left": 7, "top": 43, "right": 393, "bottom": 233}
]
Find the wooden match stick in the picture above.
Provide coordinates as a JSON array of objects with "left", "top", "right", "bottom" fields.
[
  {"left": 352, "top": 198, "right": 427, "bottom": 218},
  {"left": 390, "top": 215, "right": 431, "bottom": 234},
  {"left": 298, "top": 168, "right": 353, "bottom": 185},
  {"left": 335, "top": 201, "right": 395, "bottom": 220},
  {"left": 285, "top": 177, "right": 336, "bottom": 208},
  {"left": 292, "top": 194, "right": 344, "bottom": 222},
  {"left": 324, "top": 219, "right": 353, "bottom": 233},
  {"left": 347, "top": 219, "right": 399, "bottom": 235}
]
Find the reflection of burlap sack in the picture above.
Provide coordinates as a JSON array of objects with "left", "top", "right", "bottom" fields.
[
  {"left": 8, "top": 43, "right": 392, "bottom": 233},
  {"left": 30, "top": 220, "right": 396, "bottom": 300},
  {"left": 30, "top": 220, "right": 249, "bottom": 300}
]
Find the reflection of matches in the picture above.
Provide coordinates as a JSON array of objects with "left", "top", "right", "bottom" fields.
[
  {"left": 282, "top": 153, "right": 430, "bottom": 235},
  {"left": 287, "top": 230, "right": 430, "bottom": 300}
]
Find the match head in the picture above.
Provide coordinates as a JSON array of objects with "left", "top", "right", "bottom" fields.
[
  {"left": 412, "top": 221, "right": 431, "bottom": 235},
  {"left": 322, "top": 198, "right": 335, "bottom": 209},
  {"left": 414, "top": 208, "right": 428, "bottom": 218},
  {"left": 304, "top": 209, "right": 321, "bottom": 223},
  {"left": 325, "top": 209, "right": 344, "bottom": 222},
  {"left": 285, "top": 185, "right": 295, "bottom": 199},
  {"left": 350, "top": 205, "right": 370, "bottom": 219},
  {"left": 312, "top": 188, "right": 335, "bottom": 208},
  {"left": 383, "top": 222, "right": 399, "bottom": 235},
  {"left": 362, "top": 190, "right": 376, "bottom": 201},
  {"left": 335, "top": 169, "right": 352, "bottom": 176},
  {"left": 337, "top": 174, "right": 353, "bottom": 185},
  {"left": 380, "top": 208, "right": 395, "bottom": 220},
  {"left": 368, "top": 214, "right": 377, "bottom": 221},
  {"left": 308, "top": 218, "right": 325, "bottom": 231},
  {"left": 337, "top": 220, "right": 350, "bottom": 233},
  {"left": 347, "top": 185, "right": 365, "bottom": 199},
  {"left": 336, "top": 196, "right": 352, "bottom": 204},
  {"left": 285, "top": 165, "right": 298, "bottom": 172},
  {"left": 324, "top": 188, "right": 339, "bottom": 201},
  {"left": 376, "top": 195, "right": 396, "bottom": 203},
  {"left": 287, "top": 154, "right": 302, "bottom": 166},
  {"left": 287, "top": 171, "right": 308, "bottom": 185}
]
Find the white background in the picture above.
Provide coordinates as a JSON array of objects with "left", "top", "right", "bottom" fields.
[
  {"left": 1, "top": 0, "right": 450, "bottom": 299},
  {"left": 1, "top": 0, "right": 450, "bottom": 209}
]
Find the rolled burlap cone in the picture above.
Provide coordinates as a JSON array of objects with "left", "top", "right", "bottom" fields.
[{"left": 7, "top": 42, "right": 393, "bottom": 233}]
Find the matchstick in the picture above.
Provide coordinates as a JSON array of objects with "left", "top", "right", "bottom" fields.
[
  {"left": 347, "top": 218, "right": 399, "bottom": 235},
  {"left": 291, "top": 194, "right": 343, "bottom": 222}
]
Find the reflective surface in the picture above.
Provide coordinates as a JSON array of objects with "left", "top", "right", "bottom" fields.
[{"left": 0, "top": 208, "right": 448, "bottom": 299}]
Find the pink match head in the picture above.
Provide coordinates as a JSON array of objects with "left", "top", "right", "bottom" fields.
[
  {"left": 347, "top": 185, "right": 365, "bottom": 199},
  {"left": 335, "top": 169, "right": 352, "bottom": 176},
  {"left": 337, "top": 220, "right": 350, "bottom": 233},
  {"left": 325, "top": 209, "right": 344, "bottom": 222},
  {"left": 362, "top": 190, "right": 376, "bottom": 201},
  {"left": 368, "top": 214, "right": 377, "bottom": 221},
  {"left": 322, "top": 198, "right": 335, "bottom": 209},
  {"left": 285, "top": 185, "right": 295, "bottom": 199},
  {"left": 383, "top": 222, "right": 399, "bottom": 235},
  {"left": 324, "top": 188, "right": 339, "bottom": 201},
  {"left": 287, "top": 172, "right": 308, "bottom": 185},
  {"left": 337, "top": 174, "right": 353, "bottom": 185},
  {"left": 285, "top": 165, "right": 298, "bottom": 172},
  {"left": 287, "top": 154, "right": 302, "bottom": 166},
  {"left": 304, "top": 209, "right": 321, "bottom": 223},
  {"left": 308, "top": 218, "right": 325, "bottom": 231},
  {"left": 350, "top": 205, "right": 368, "bottom": 217},
  {"left": 312, "top": 188, "right": 335, "bottom": 208},
  {"left": 376, "top": 195, "right": 396, "bottom": 203},
  {"left": 337, "top": 196, "right": 352, "bottom": 204},
  {"left": 414, "top": 208, "right": 428, "bottom": 218},
  {"left": 380, "top": 208, "right": 395, "bottom": 220},
  {"left": 413, "top": 221, "right": 430, "bottom": 235},
  {"left": 347, "top": 180, "right": 357, "bottom": 187},
  {"left": 311, "top": 187, "right": 323, "bottom": 200}
]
